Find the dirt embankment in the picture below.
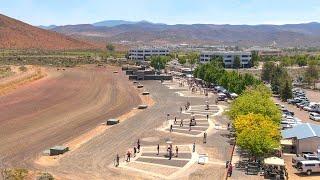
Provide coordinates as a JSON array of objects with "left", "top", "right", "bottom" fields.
[
  {"left": 35, "top": 76, "right": 155, "bottom": 168},
  {"left": 0, "top": 65, "right": 47, "bottom": 96},
  {"left": 0, "top": 66, "right": 142, "bottom": 169}
]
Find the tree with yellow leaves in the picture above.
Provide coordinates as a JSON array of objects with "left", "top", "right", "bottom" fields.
[{"left": 234, "top": 113, "right": 280, "bottom": 157}]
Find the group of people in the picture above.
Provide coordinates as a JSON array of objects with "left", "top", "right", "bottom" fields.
[
  {"left": 165, "top": 144, "right": 179, "bottom": 160},
  {"left": 115, "top": 139, "right": 141, "bottom": 167},
  {"left": 126, "top": 139, "right": 141, "bottom": 162}
]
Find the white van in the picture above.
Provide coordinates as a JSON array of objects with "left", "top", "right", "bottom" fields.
[{"left": 296, "top": 160, "right": 320, "bottom": 175}]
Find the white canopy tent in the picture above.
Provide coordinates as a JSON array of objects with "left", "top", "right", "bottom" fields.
[{"left": 264, "top": 157, "right": 285, "bottom": 166}]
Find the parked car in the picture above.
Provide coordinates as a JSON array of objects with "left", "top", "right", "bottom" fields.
[
  {"left": 309, "top": 112, "right": 320, "bottom": 121},
  {"left": 217, "top": 93, "right": 227, "bottom": 101},
  {"left": 293, "top": 154, "right": 320, "bottom": 167},
  {"left": 282, "top": 109, "right": 294, "bottom": 116},
  {"left": 296, "top": 160, "right": 320, "bottom": 175},
  {"left": 303, "top": 104, "right": 319, "bottom": 112}
]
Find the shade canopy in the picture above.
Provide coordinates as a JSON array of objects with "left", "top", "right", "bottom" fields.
[{"left": 264, "top": 157, "right": 285, "bottom": 166}]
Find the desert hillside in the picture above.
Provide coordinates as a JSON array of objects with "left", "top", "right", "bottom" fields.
[{"left": 0, "top": 14, "right": 98, "bottom": 50}]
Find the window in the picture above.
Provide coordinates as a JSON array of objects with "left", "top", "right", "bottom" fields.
[{"left": 305, "top": 164, "right": 316, "bottom": 167}]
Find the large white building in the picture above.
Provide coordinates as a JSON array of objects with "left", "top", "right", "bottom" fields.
[
  {"left": 200, "top": 51, "right": 252, "bottom": 68},
  {"left": 128, "top": 48, "right": 170, "bottom": 61}
]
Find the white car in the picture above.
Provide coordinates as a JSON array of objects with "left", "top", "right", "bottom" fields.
[{"left": 309, "top": 113, "right": 320, "bottom": 121}]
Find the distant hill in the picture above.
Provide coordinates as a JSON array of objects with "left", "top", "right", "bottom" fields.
[
  {"left": 38, "top": 25, "right": 57, "bottom": 30},
  {"left": 0, "top": 14, "right": 98, "bottom": 50},
  {"left": 50, "top": 21, "right": 320, "bottom": 47},
  {"left": 93, "top": 20, "right": 139, "bottom": 27}
]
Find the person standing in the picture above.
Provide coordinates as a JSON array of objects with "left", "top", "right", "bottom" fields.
[
  {"left": 157, "top": 144, "right": 160, "bottom": 155},
  {"left": 203, "top": 132, "right": 207, "bottom": 144},
  {"left": 126, "top": 151, "right": 131, "bottom": 162},
  {"left": 206, "top": 114, "right": 209, "bottom": 120},
  {"left": 180, "top": 106, "right": 182, "bottom": 113},
  {"left": 175, "top": 146, "right": 179, "bottom": 157},
  {"left": 137, "top": 144, "right": 141, "bottom": 153},
  {"left": 169, "top": 148, "right": 172, "bottom": 160},
  {"left": 133, "top": 147, "right": 137, "bottom": 157},
  {"left": 174, "top": 117, "right": 177, "bottom": 124},
  {"left": 192, "top": 143, "right": 196, "bottom": 152},
  {"left": 228, "top": 162, "right": 233, "bottom": 177},
  {"left": 180, "top": 119, "right": 183, "bottom": 127},
  {"left": 116, "top": 154, "right": 120, "bottom": 167},
  {"left": 170, "top": 124, "right": 173, "bottom": 132}
]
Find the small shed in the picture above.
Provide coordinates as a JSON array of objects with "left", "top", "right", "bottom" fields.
[
  {"left": 138, "top": 105, "right": 148, "bottom": 109},
  {"left": 106, "top": 119, "right": 119, "bottom": 125},
  {"left": 282, "top": 123, "right": 320, "bottom": 154},
  {"left": 142, "top": 92, "right": 150, "bottom": 95},
  {"left": 49, "top": 146, "right": 69, "bottom": 156}
]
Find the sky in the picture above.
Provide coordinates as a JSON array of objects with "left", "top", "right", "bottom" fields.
[{"left": 1, "top": 0, "right": 320, "bottom": 26}]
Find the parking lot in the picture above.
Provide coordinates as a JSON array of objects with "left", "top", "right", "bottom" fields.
[
  {"left": 273, "top": 88, "right": 320, "bottom": 179},
  {"left": 274, "top": 88, "right": 320, "bottom": 126}
]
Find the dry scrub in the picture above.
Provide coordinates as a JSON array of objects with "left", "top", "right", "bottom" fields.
[{"left": 0, "top": 68, "right": 46, "bottom": 96}]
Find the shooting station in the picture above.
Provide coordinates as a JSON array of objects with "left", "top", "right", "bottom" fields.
[
  {"left": 106, "top": 119, "right": 120, "bottom": 125},
  {"left": 138, "top": 104, "right": 148, "bottom": 109},
  {"left": 43, "top": 145, "right": 69, "bottom": 156}
]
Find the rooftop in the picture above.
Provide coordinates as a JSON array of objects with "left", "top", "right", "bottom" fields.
[
  {"left": 200, "top": 51, "right": 251, "bottom": 55},
  {"left": 282, "top": 123, "right": 320, "bottom": 140}
]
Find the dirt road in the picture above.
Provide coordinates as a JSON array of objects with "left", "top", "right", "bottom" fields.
[{"left": 0, "top": 66, "right": 141, "bottom": 167}]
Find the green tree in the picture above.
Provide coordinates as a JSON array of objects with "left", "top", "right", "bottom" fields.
[
  {"left": 150, "top": 56, "right": 170, "bottom": 70},
  {"left": 210, "top": 56, "right": 224, "bottom": 67},
  {"left": 228, "top": 85, "right": 281, "bottom": 123},
  {"left": 106, "top": 43, "right": 115, "bottom": 52},
  {"left": 250, "top": 51, "right": 260, "bottom": 67},
  {"left": 261, "top": 62, "right": 275, "bottom": 82},
  {"left": 280, "top": 79, "right": 293, "bottom": 101},
  {"left": 304, "top": 64, "right": 319, "bottom": 88},
  {"left": 233, "top": 55, "right": 241, "bottom": 69},
  {"left": 186, "top": 52, "right": 199, "bottom": 70},
  {"left": 178, "top": 56, "right": 187, "bottom": 65},
  {"left": 296, "top": 55, "right": 308, "bottom": 67}
]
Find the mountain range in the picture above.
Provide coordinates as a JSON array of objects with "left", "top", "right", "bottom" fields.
[
  {"left": 0, "top": 14, "right": 98, "bottom": 50},
  {"left": 45, "top": 20, "right": 320, "bottom": 47},
  {"left": 2, "top": 14, "right": 320, "bottom": 50}
]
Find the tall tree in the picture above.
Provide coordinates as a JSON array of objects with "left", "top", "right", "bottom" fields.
[
  {"left": 233, "top": 55, "right": 241, "bottom": 69},
  {"left": 280, "top": 79, "right": 293, "bottom": 101},
  {"left": 250, "top": 51, "right": 260, "bottom": 67},
  {"left": 261, "top": 62, "right": 275, "bottom": 82},
  {"left": 304, "top": 64, "right": 319, "bottom": 88}
]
